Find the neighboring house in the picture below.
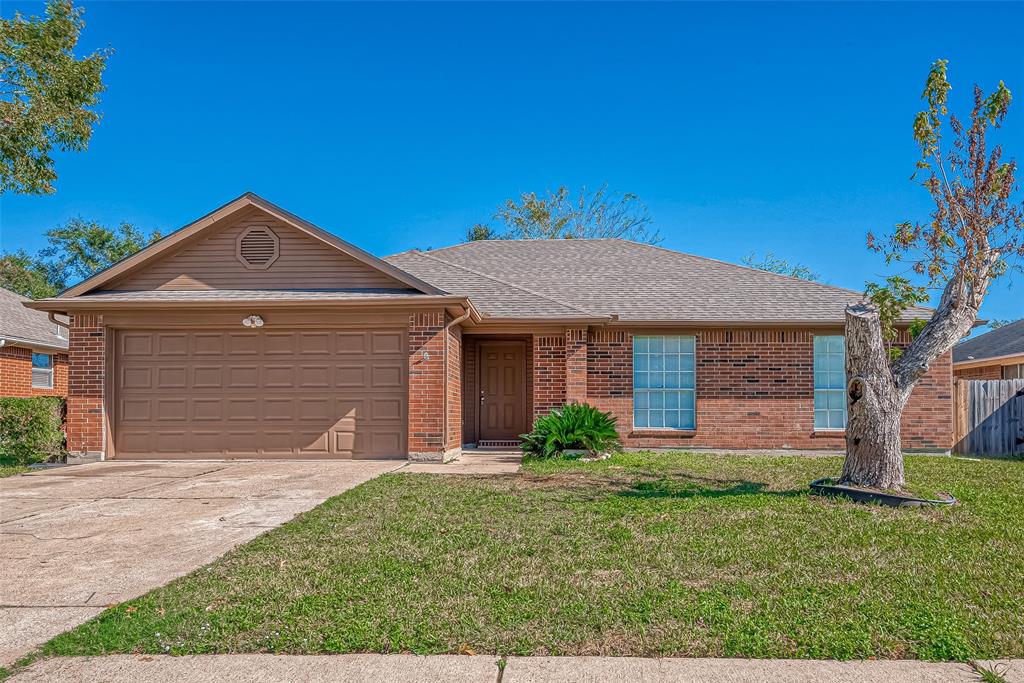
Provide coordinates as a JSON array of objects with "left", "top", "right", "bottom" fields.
[
  {"left": 1, "top": 287, "right": 69, "bottom": 397},
  {"left": 953, "top": 320, "right": 1024, "bottom": 380},
  {"left": 24, "top": 193, "right": 953, "bottom": 462}
]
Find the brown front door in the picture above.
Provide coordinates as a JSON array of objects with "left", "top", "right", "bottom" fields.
[{"left": 479, "top": 342, "right": 527, "bottom": 441}]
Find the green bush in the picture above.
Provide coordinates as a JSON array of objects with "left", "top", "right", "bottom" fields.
[
  {"left": 520, "top": 402, "right": 622, "bottom": 458},
  {"left": 0, "top": 397, "right": 66, "bottom": 466}
]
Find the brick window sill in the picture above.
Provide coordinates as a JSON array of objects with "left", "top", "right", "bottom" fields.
[
  {"left": 628, "top": 430, "right": 697, "bottom": 439},
  {"left": 812, "top": 430, "right": 846, "bottom": 438}
]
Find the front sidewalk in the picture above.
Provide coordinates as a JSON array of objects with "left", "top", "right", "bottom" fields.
[{"left": 7, "top": 654, "right": 1022, "bottom": 682}]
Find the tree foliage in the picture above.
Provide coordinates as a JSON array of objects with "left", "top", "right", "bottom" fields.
[
  {"left": 470, "top": 185, "right": 659, "bottom": 243},
  {"left": 987, "top": 318, "right": 1021, "bottom": 330},
  {"left": 0, "top": 0, "right": 111, "bottom": 194},
  {"left": 741, "top": 251, "right": 819, "bottom": 281},
  {"left": 0, "top": 218, "right": 160, "bottom": 298}
]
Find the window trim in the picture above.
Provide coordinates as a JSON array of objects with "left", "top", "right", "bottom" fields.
[
  {"left": 813, "top": 335, "right": 847, "bottom": 431},
  {"left": 632, "top": 334, "right": 697, "bottom": 431},
  {"left": 31, "top": 352, "right": 54, "bottom": 390}
]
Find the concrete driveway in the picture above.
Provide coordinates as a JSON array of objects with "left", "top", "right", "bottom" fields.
[{"left": 0, "top": 459, "right": 402, "bottom": 666}]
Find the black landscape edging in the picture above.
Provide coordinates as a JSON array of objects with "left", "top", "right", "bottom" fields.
[{"left": 809, "top": 478, "right": 957, "bottom": 508}]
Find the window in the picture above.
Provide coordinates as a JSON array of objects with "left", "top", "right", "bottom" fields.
[
  {"left": 633, "top": 335, "right": 696, "bottom": 430},
  {"left": 31, "top": 353, "right": 53, "bottom": 389},
  {"left": 1003, "top": 363, "right": 1024, "bottom": 380},
  {"left": 814, "top": 336, "right": 846, "bottom": 430}
]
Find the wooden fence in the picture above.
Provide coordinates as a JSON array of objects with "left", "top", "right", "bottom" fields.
[{"left": 953, "top": 378, "right": 1024, "bottom": 456}]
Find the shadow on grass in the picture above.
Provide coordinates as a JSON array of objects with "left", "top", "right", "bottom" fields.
[{"left": 619, "top": 475, "right": 806, "bottom": 500}]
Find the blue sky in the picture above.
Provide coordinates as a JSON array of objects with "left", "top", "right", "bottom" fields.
[{"left": 1, "top": 1, "right": 1022, "bottom": 322}]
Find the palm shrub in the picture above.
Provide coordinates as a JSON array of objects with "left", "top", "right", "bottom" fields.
[{"left": 520, "top": 402, "right": 621, "bottom": 458}]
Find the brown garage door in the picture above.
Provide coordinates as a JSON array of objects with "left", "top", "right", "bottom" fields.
[{"left": 113, "top": 327, "right": 407, "bottom": 459}]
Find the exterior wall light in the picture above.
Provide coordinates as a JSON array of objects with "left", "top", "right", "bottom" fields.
[{"left": 242, "top": 315, "right": 264, "bottom": 328}]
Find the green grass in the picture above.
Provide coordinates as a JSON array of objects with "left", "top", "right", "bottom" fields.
[
  {"left": 0, "top": 456, "right": 28, "bottom": 478},
  {"left": 41, "top": 451, "right": 1024, "bottom": 661}
]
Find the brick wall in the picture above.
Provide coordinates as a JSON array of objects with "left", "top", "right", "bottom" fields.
[
  {"left": 565, "top": 327, "right": 588, "bottom": 403},
  {"left": 445, "top": 318, "right": 463, "bottom": 451},
  {"left": 408, "top": 311, "right": 446, "bottom": 455},
  {"left": 953, "top": 364, "right": 1002, "bottom": 380},
  {"left": 533, "top": 334, "right": 566, "bottom": 418},
  {"left": 579, "top": 328, "right": 954, "bottom": 451},
  {"left": 0, "top": 345, "right": 68, "bottom": 397},
  {"left": 66, "top": 314, "right": 105, "bottom": 457}
]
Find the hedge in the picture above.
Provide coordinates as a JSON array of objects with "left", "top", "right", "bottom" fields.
[{"left": 0, "top": 397, "right": 66, "bottom": 466}]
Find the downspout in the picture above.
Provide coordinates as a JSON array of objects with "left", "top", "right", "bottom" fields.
[
  {"left": 442, "top": 307, "right": 472, "bottom": 456},
  {"left": 49, "top": 312, "right": 70, "bottom": 332}
]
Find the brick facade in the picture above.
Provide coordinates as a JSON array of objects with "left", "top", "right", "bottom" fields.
[
  {"left": 408, "top": 310, "right": 461, "bottom": 460},
  {"left": 519, "top": 327, "right": 954, "bottom": 452},
  {"left": 0, "top": 345, "right": 68, "bottom": 398},
  {"left": 533, "top": 334, "right": 567, "bottom": 418},
  {"left": 66, "top": 314, "right": 105, "bottom": 458},
  {"left": 565, "top": 327, "right": 588, "bottom": 403},
  {"left": 953, "top": 364, "right": 1003, "bottom": 380}
]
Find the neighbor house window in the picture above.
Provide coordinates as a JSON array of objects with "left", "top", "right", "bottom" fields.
[
  {"left": 814, "top": 336, "right": 846, "bottom": 430},
  {"left": 31, "top": 353, "right": 53, "bottom": 389},
  {"left": 1003, "top": 364, "right": 1024, "bottom": 380},
  {"left": 633, "top": 335, "right": 696, "bottom": 430}
]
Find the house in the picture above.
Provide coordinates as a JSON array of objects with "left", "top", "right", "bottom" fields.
[
  {"left": 23, "top": 193, "right": 953, "bottom": 462},
  {"left": 1, "top": 287, "right": 69, "bottom": 397},
  {"left": 953, "top": 320, "right": 1024, "bottom": 380}
]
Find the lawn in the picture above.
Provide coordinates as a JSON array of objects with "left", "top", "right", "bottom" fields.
[
  {"left": 0, "top": 457, "right": 28, "bottom": 478},
  {"left": 41, "top": 451, "right": 1024, "bottom": 661}
]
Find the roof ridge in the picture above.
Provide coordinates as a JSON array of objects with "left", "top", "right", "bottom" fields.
[{"left": 410, "top": 250, "right": 602, "bottom": 318}]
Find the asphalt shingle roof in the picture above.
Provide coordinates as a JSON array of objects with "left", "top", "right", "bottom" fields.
[
  {"left": 0, "top": 287, "right": 68, "bottom": 350},
  {"left": 386, "top": 239, "right": 933, "bottom": 324},
  {"left": 953, "top": 319, "right": 1024, "bottom": 363}
]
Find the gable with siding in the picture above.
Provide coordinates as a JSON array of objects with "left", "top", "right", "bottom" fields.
[{"left": 103, "top": 207, "right": 408, "bottom": 291}]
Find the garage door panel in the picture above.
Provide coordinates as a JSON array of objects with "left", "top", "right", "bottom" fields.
[
  {"left": 297, "top": 364, "right": 330, "bottom": 388},
  {"left": 193, "top": 366, "right": 223, "bottom": 388},
  {"left": 121, "top": 366, "right": 152, "bottom": 389},
  {"left": 115, "top": 327, "right": 407, "bottom": 459},
  {"left": 193, "top": 332, "right": 224, "bottom": 355},
  {"left": 192, "top": 398, "right": 223, "bottom": 421},
  {"left": 227, "top": 333, "right": 259, "bottom": 355},
  {"left": 371, "top": 331, "right": 404, "bottom": 355},
  {"left": 335, "top": 332, "right": 367, "bottom": 354},
  {"left": 262, "top": 365, "right": 294, "bottom": 387}
]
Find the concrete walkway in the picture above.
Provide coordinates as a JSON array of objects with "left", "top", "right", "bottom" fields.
[
  {"left": 7, "top": 655, "right": 1022, "bottom": 682},
  {"left": 401, "top": 450, "right": 522, "bottom": 474},
  {"left": 0, "top": 460, "right": 403, "bottom": 666}
]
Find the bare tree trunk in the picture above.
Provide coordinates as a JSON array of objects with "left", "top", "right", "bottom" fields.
[
  {"left": 841, "top": 305, "right": 909, "bottom": 490},
  {"left": 839, "top": 266, "right": 992, "bottom": 491}
]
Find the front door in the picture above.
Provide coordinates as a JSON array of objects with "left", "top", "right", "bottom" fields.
[{"left": 479, "top": 342, "right": 527, "bottom": 441}]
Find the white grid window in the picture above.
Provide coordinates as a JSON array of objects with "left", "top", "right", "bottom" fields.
[
  {"left": 633, "top": 335, "right": 696, "bottom": 430},
  {"left": 814, "top": 336, "right": 846, "bottom": 430},
  {"left": 31, "top": 353, "right": 53, "bottom": 389}
]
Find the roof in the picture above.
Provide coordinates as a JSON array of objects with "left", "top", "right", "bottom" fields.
[
  {"left": 386, "top": 239, "right": 934, "bottom": 325},
  {"left": 0, "top": 287, "right": 68, "bottom": 351},
  {"left": 59, "top": 192, "right": 446, "bottom": 298},
  {"left": 953, "top": 319, "right": 1024, "bottom": 364}
]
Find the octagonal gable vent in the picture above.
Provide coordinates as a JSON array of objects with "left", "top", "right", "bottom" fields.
[{"left": 236, "top": 226, "right": 280, "bottom": 270}]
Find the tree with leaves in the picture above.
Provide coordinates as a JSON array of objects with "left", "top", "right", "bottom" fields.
[
  {"left": 1, "top": 0, "right": 111, "bottom": 194},
  {"left": 741, "top": 251, "right": 819, "bottom": 281},
  {"left": 0, "top": 218, "right": 160, "bottom": 298},
  {"left": 469, "top": 185, "right": 660, "bottom": 243},
  {"left": 842, "top": 60, "right": 1022, "bottom": 490}
]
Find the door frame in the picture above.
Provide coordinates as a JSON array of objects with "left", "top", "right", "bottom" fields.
[{"left": 476, "top": 340, "right": 528, "bottom": 441}]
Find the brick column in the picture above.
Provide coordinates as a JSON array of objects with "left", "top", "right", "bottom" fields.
[
  {"left": 67, "top": 314, "right": 105, "bottom": 460},
  {"left": 565, "top": 327, "right": 588, "bottom": 404},
  {"left": 408, "top": 310, "right": 459, "bottom": 461},
  {"left": 532, "top": 334, "right": 566, "bottom": 418}
]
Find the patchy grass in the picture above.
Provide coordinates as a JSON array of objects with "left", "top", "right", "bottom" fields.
[
  {"left": 0, "top": 456, "right": 28, "bottom": 478},
  {"left": 42, "top": 451, "right": 1024, "bottom": 661}
]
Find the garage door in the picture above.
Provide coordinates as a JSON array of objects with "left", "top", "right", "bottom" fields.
[{"left": 113, "top": 327, "right": 407, "bottom": 459}]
